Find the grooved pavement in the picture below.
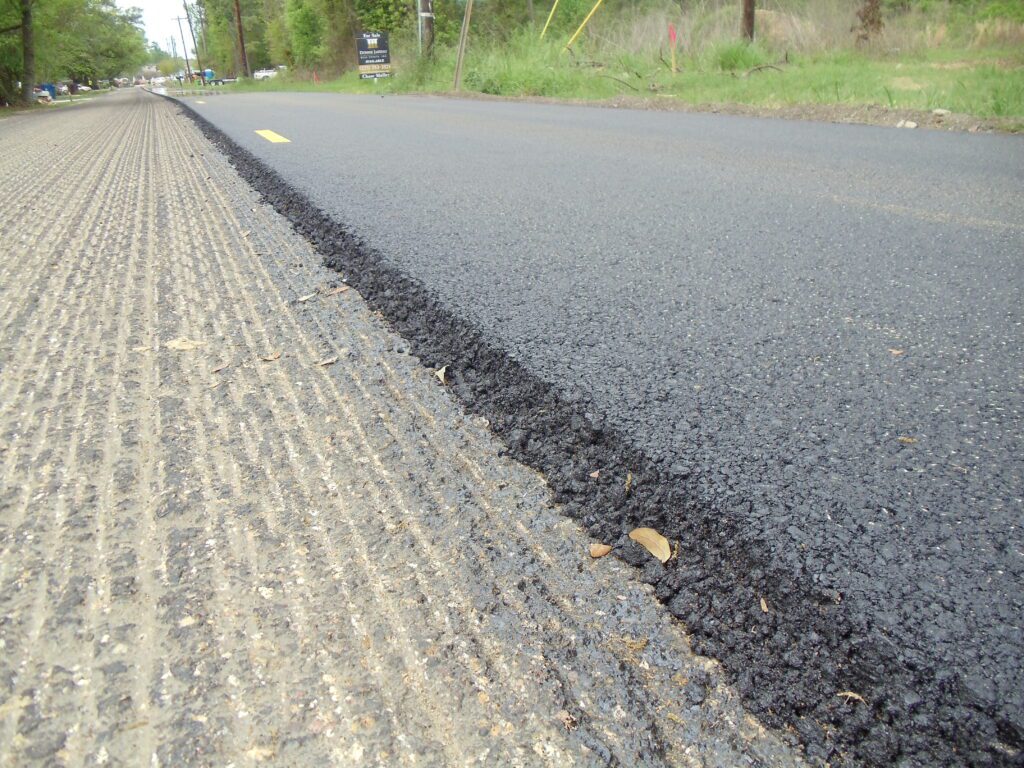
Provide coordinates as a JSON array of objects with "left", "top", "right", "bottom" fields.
[{"left": 0, "top": 92, "right": 806, "bottom": 766}]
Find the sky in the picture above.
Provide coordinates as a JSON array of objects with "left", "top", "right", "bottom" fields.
[{"left": 121, "top": 0, "right": 193, "bottom": 58}]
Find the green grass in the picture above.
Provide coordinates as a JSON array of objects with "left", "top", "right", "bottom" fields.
[{"left": 217, "top": 33, "right": 1024, "bottom": 121}]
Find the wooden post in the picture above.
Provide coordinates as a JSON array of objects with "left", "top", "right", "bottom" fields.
[
  {"left": 741, "top": 0, "right": 755, "bottom": 41},
  {"left": 233, "top": 0, "right": 250, "bottom": 77},
  {"left": 453, "top": 0, "right": 473, "bottom": 91}
]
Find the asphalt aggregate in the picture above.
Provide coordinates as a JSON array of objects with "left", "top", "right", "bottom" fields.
[{"left": 174, "top": 91, "right": 1024, "bottom": 766}]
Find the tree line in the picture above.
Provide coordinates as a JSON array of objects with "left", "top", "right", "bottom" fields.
[{"left": 1, "top": 0, "right": 147, "bottom": 103}]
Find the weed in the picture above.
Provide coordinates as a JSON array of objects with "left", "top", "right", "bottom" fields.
[{"left": 709, "top": 41, "right": 771, "bottom": 71}]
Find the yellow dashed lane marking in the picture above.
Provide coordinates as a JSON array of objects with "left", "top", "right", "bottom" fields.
[{"left": 255, "top": 129, "right": 291, "bottom": 144}]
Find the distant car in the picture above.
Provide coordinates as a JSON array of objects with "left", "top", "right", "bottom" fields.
[
  {"left": 253, "top": 68, "right": 278, "bottom": 81},
  {"left": 77, "top": 84, "right": 92, "bottom": 92}
]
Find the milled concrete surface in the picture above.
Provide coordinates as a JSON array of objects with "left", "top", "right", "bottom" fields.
[{"left": 0, "top": 90, "right": 810, "bottom": 766}]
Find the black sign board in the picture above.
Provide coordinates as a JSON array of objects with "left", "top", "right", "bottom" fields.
[{"left": 357, "top": 33, "right": 391, "bottom": 79}]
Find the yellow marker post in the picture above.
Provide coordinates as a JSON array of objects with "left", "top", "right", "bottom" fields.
[
  {"left": 540, "top": 0, "right": 559, "bottom": 39},
  {"left": 564, "top": 0, "right": 604, "bottom": 50},
  {"left": 255, "top": 129, "right": 291, "bottom": 144}
]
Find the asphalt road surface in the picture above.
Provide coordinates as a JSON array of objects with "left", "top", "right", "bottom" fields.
[
  {"left": 173, "top": 90, "right": 1024, "bottom": 766},
  {"left": 0, "top": 91, "right": 815, "bottom": 766}
]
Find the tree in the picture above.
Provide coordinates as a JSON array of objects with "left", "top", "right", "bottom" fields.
[
  {"left": 285, "top": 0, "right": 321, "bottom": 67},
  {"left": 741, "top": 0, "right": 754, "bottom": 42},
  {"left": 1, "top": 0, "right": 146, "bottom": 102},
  {"left": 0, "top": 0, "right": 37, "bottom": 103},
  {"left": 157, "top": 56, "right": 180, "bottom": 75}
]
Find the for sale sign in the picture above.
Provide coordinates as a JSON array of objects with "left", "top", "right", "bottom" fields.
[{"left": 357, "top": 33, "right": 391, "bottom": 79}]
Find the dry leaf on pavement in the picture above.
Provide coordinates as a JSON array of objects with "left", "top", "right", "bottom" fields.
[
  {"left": 589, "top": 470, "right": 600, "bottom": 479},
  {"left": 888, "top": 348, "right": 905, "bottom": 356},
  {"left": 211, "top": 362, "right": 230, "bottom": 373},
  {"left": 760, "top": 597, "right": 769, "bottom": 613},
  {"left": 297, "top": 292, "right": 317, "bottom": 302},
  {"left": 435, "top": 365, "right": 447, "bottom": 384},
  {"left": 898, "top": 436, "right": 918, "bottom": 444},
  {"left": 556, "top": 710, "right": 577, "bottom": 731},
  {"left": 628, "top": 527, "right": 671, "bottom": 563},
  {"left": 589, "top": 543, "right": 612, "bottom": 558},
  {"left": 318, "top": 356, "right": 338, "bottom": 367},
  {"left": 165, "top": 337, "right": 204, "bottom": 351},
  {"left": 261, "top": 351, "right": 282, "bottom": 362},
  {"left": 837, "top": 691, "right": 866, "bottom": 704},
  {"left": 324, "top": 285, "right": 349, "bottom": 296}
]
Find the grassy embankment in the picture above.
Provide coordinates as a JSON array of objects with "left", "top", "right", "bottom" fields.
[{"left": 225, "top": 1, "right": 1024, "bottom": 123}]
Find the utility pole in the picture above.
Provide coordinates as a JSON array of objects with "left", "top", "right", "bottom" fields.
[
  {"left": 419, "top": 0, "right": 434, "bottom": 56},
  {"left": 183, "top": 1, "right": 203, "bottom": 76},
  {"left": 233, "top": 0, "right": 250, "bottom": 77},
  {"left": 176, "top": 15, "right": 193, "bottom": 79},
  {"left": 741, "top": 0, "right": 755, "bottom": 41}
]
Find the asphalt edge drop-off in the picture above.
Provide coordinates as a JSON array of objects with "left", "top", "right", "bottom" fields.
[{"left": 164, "top": 93, "right": 1020, "bottom": 768}]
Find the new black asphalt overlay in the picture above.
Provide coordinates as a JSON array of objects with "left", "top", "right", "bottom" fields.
[{"left": 169, "top": 94, "right": 1024, "bottom": 767}]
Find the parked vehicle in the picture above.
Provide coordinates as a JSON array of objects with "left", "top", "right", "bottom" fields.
[{"left": 253, "top": 68, "right": 278, "bottom": 81}]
